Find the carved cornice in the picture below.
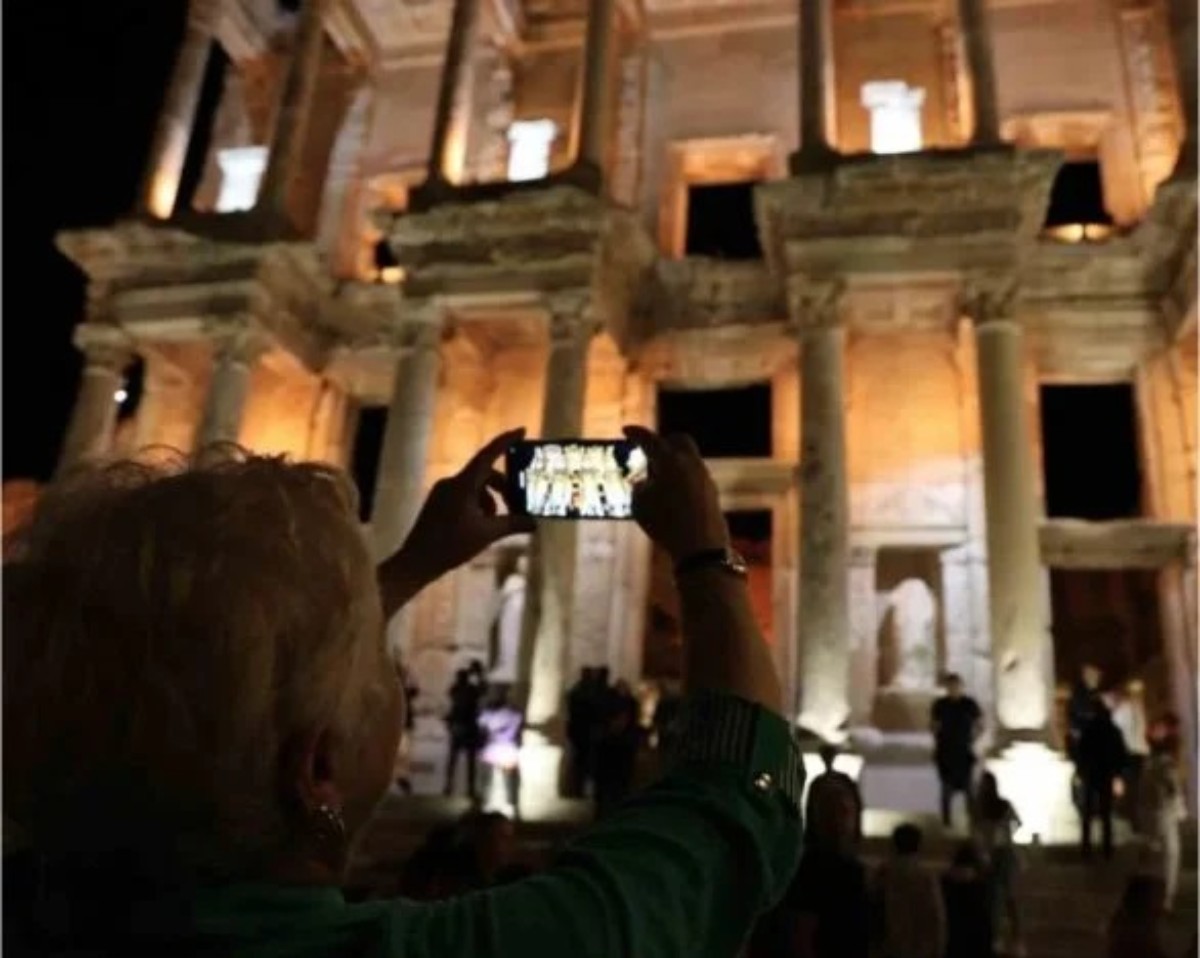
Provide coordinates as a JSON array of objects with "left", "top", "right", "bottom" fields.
[
  {"left": 1040, "top": 519, "right": 1197, "bottom": 569},
  {"left": 206, "top": 321, "right": 271, "bottom": 366}
]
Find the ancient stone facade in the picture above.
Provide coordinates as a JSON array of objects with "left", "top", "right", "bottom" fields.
[{"left": 54, "top": 0, "right": 1196, "bottom": 814}]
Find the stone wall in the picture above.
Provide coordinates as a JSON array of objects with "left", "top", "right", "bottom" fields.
[
  {"left": 362, "top": 64, "right": 440, "bottom": 175},
  {"left": 237, "top": 351, "right": 326, "bottom": 458},
  {"left": 1138, "top": 331, "right": 1199, "bottom": 522}
]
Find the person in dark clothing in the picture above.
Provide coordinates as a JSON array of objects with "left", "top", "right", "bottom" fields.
[
  {"left": 930, "top": 673, "right": 982, "bottom": 828},
  {"left": 1068, "top": 663, "right": 1105, "bottom": 808},
  {"left": 565, "top": 668, "right": 599, "bottom": 798},
  {"left": 1078, "top": 702, "right": 1129, "bottom": 860},
  {"left": 804, "top": 744, "right": 863, "bottom": 844},
  {"left": 941, "top": 842, "right": 994, "bottom": 958},
  {"left": 444, "top": 668, "right": 485, "bottom": 800},
  {"left": 594, "top": 680, "right": 642, "bottom": 817}
]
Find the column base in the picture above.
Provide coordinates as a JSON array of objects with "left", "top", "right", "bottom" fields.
[
  {"left": 985, "top": 741, "right": 1077, "bottom": 845},
  {"left": 517, "top": 728, "right": 566, "bottom": 821}
]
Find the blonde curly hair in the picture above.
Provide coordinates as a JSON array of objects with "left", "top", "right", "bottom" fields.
[{"left": 4, "top": 448, "right": 392, "bottom": 879}]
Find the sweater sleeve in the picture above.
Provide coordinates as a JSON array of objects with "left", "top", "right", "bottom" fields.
[{"left": 389, "top": 692, "right": 804, "bottom": 958}]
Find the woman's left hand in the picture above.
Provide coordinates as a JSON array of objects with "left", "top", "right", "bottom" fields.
[{"left": 379, "top": 429, "right": 536, "bottom": 617}]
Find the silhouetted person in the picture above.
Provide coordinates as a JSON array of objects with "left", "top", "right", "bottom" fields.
[
  {"left": 875, "top": 824, "right": 945, "bottom": 958},
  {"left": 1106, "top": 875, "right": 1168, "bottom": 958},
  {"left": 930, "top": 673, "right": 982, "bottom": 828},
  {"left": 478, "top": 686, "right": 523, "bottom": 819},
  {"left": 1138, "top": 737, "right": 1186, "bottom": 910},
  {"left": 444, "top": 668, "right": 485, "bottom": 799},
  {"left": 1079, "top": 702, "right": 1128, "bottom": 860},
  {"left": 805, "top": 744, "right": 863, "bottom": 844},
  {"left": 565, "top": 667, "right": 600, "bottom": 797},
  {"left": 941, "top": 843, "right": 994, "bottom": 958},
  {"left": 973, "top": 772, "right": 1023, "bottom": 955},
  {"left": 594, "top": 680, "right": 641, "bottom": 817},
  {"left": 1068, "top": 663, "right": 1105, "bottom": 809}
]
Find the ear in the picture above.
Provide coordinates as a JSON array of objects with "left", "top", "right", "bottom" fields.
[{"left": 281, "top": 728, "right": 345, "bottom": 812}]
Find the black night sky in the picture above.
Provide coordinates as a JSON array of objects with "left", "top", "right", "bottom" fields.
[{"left": 2, "top": 0, "right": 1136, "bottom": 520}]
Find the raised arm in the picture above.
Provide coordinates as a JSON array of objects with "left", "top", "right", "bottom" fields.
[{"left": 383, "top": 427, "right": 802, "bottom": 958}]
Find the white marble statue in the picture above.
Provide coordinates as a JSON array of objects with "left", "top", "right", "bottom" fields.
[
  {"left": 489, "top": 556, "right": 528, "bottom": 683},
  {"left": 888, "top": 577, "right": 937, "bottom": 690}
]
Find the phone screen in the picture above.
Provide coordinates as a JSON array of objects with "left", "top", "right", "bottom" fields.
[{"left": 505, "top": 439, "right": 647, "bottom": 520}]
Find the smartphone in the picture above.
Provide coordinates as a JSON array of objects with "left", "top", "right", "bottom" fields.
[{"left": 505, "top": 439, "right": 647, "bottom": 520}]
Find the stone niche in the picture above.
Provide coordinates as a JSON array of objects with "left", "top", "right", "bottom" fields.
[{"left": 871, "top": 546, "right": 946, "bottom": 732}]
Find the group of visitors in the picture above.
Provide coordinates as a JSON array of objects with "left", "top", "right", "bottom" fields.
[
  {"left": 565, "top": 668, "right": 643, "bottom": 815},
  {"left": 442, "top": 662, "right": 524, "bottom": 816}
]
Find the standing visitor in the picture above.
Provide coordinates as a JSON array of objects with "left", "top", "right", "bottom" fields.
[
  {"left": 941, "top": 843, "right": 994, "bottom": 958},
  {"left": 1068, "top": 663, "right": 1106, "bottom": 809},
  {"left": 1138, "top": 737, "right": 1186, "bottom": 911},
  {"left": 593, "top": 680, "right": 642, "bottom": 818},
  {"left": 805, "top": 744, "right": 863, "bottom": 844},
  {"left": 1111, "top": 678, "right": 1149, "bottom": 823},
  {"left": 565, "top": 668, "right": 598, "bottom": 798},
  {"left": 1078, "top": 702, "right": 1129, "bottom": 861},
  {"left": 930, "top": 673, "right": 982, "bottom": 829},
  {"left": 874, "top": 824, "right": 945, "bottom": 958},
  {"left": 477, "top": 686, "right": 524, "bottom": 819},
  {"left": 973, "top": 772, "right": 1023, "bottom": 957},
  {"left": 444, "top": 668, "right": 485, "bottom": 800}
]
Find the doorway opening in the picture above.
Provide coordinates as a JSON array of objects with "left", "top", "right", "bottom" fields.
[
  {"left": 1040, "top": 384, "right": 1142, "bottom": 519},
  {"left": 656, "top": 383, "right": 772, "bottom": 458}
]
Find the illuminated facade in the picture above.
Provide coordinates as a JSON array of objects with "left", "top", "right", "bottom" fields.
[{"left": 56, "top": 0, "right": 1196, "bottom": 827}]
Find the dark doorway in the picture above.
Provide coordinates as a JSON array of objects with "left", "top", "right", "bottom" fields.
[
  {"left": 1050, "top": 569, "right": 1162, "bottom": 693},
  {"left": 685, "top": 182, "right": 763, "bottom": 259},
  {"left": 728, "top": 510, "right": 773, "bottom": 644},
  {"left": 1044, "top": 161, "right": 1111, "bottom": 229},
  {"left": 350, "top": 407, "right": 386, "bottom": 521},
  {"left": 1040, "top": 384, "right": 1142, "bottom": 519},
  {"left": 657, "top": 383, "right": 772, "bottom": 458}
]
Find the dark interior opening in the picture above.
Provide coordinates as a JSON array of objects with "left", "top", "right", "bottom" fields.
[
  {"left": 726, "top": 509, "right": 774, "bottom": 644},
  {"left": 1044, "top": 161, "right": 1111, "bottom": 228},
  {"left": 1040, "top": 384, "right": 1141, "bottom": 519},
  {"left": 350, "top": 407, "right": 386, "bottom": 521},
  {"left": 685, "top": 182, "right": 763, "bottom": 260},
  {"left": 116, "top": 357, "right": 145, "bottom": 423},
  {"left": 656, "top": 383, "right": 772, "bottom": 458},
  {"left": 176, "top": 41, "right": 229, "bottom": 216}
]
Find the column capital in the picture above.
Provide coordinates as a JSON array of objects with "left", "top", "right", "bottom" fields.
[
  {"left": 392, "top": 297, "right": 446, "bottom": 350},
  {"left": 788, "top": 276, "right": 846, "bottom": 332},
  {"left": 73, "top": 324, "right": 134, "bottom": 371},
  {"left": 187, "top": 0, "right": 225, "bottom": 33},
  {"left": 961, "top": 271, "right": 1020, "bottom": 325},
  {"left": 208, "top": 323, "right": 270, "bottom": 367},
  {"left": 545, "top": 291, "right": 599, "bottom": 344}
]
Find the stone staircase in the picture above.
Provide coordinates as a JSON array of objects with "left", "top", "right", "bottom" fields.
[{"left": 350, "top": 791, "right": 1197, "bottom": 958}]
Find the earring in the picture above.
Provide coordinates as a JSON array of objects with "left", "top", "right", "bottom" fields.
[{"left": 310, "top": 803, "right": 347, "bottom": 851}]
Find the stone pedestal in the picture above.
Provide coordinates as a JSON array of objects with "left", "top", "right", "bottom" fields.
[
  {"left": 793, "top": 282, "right": 851, "bottom": 741},
  {"left": 196, "top": 327, "right": 265, "bottom": 448},
  {"left": 970, "top": 280, "right": 1052, "bottom": 737},
  {"left": 521, "top": 298, "right": 592, "bottom": 730},
  {"left": 56, "top": 326, "right": 132, "bottom": 477},
  {"left": 258, "top": 0, "right": 331, "bottom": 221},
  {"left": 371, "top": 315, "right": 443, "bottom": 561},
  {"left": 139, "top": 0, "right": 220, "bottom": 218}
]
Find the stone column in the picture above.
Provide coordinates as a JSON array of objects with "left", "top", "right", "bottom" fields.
[
  {"left": 795, "top": 0, "right": 835, "bottom": 161},
  {"left": 138, "top": 0, "right": 222, "bottom": 218},
  {"left": 427, "top": 0, "right": 483, "bottom": 186},
  {"left": 793, "top": 280, "right": 851, "bottom": 742},
  {"left": 574, "top": 0, "right": 618, "bottom": 178},
  {"left": 55, "top": 326, "right": 133, "bottom": 477},
  {"left": 1166, "top": 0, "right": 1197, "bottom": 178},
  {"left": 196, "top": 326, "right": 266, "bottom": 448},
  {"left": 370, "top": 308, "right": 444, "bottom": 561},
  {"left": 956, "top": 0, "right": 1002, "bottom": 144},
  {"left": 520, "top": 294, "right": 593, "bottom": 729},
  {"left": 967, "top": 276, "right": 1052, "bottom": 737},
  {"left": 257, "top": 0, "right": 331, "bottom": 222}
]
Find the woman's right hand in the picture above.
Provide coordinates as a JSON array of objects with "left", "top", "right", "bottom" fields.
[{"left": 622, "top": 426, "right": 729, "bottom": 562}]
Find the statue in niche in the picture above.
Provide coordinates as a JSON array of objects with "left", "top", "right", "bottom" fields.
[
  {"left": 488, "top": 555, "right": 528, "bottom": 684},
  {"left": 883, "top": 578, "right": 938, "bottom": 691}
]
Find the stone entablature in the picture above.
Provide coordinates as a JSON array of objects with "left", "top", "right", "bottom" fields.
[
  {"left": 647, "top": 259, "right": 784, "bottom": 332},
  {"left": 1040, "top": 519, "right": 1197, "bottom": 569}
]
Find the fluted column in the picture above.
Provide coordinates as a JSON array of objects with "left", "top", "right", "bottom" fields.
[
  {"left": 796, "top": 0, "right": 834, "bottom": 158},
  {"left": 967, "top": 275, "right": 1052, "bottom": 737},
  {"left": 1166, "top": 0, "right": 1197, "bottom": 178},
  {"left": 257, "top": 0, "right": 331, "bottom": 222},
  {"left": 573, "top": 0, "right": 618, "bottom": 179},
  {"left": 138, "top": 0, "right": 222, "bottom": 218},
  {"left": 957, "top": 0, "right": 1001, "bottom": 144},
  {"left": 196, "top": 326, "right": 266, "bottom": 448},
  {"left": 55, "top": 326, "right": 133, "bottom": 477},
  {"left": 370, "top": 307, "right": 444, "bottom": 561},
  {"left": 793, "top": 280, "right": 851, "bottom": 742},
  {"left": 427, "top": 0, "right": 483, "bottom": 186},
  {"left": 520, "top": 294, "right": 593, "bottom": 730}
]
